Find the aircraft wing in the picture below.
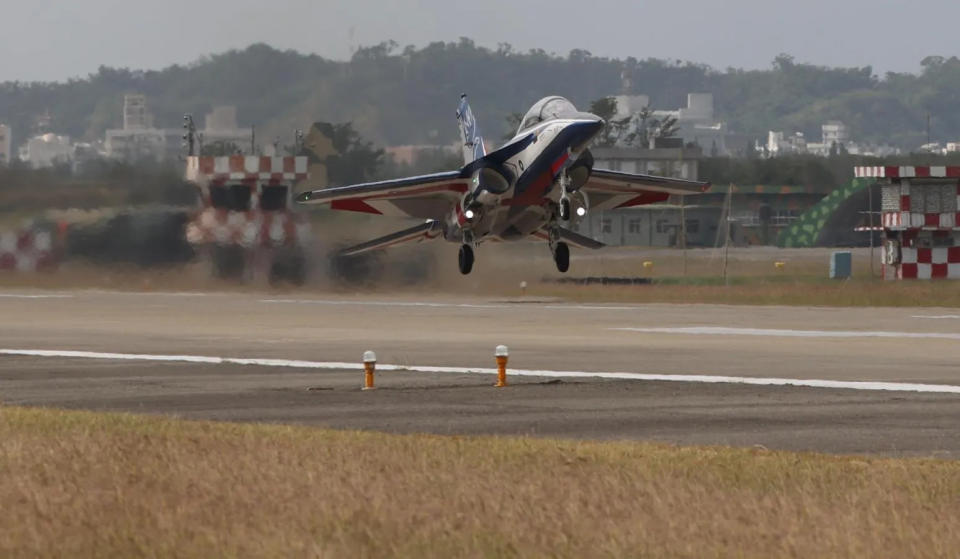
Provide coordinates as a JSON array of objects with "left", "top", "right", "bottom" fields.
[
  {"left": 295, "top": 135, "right": 536, "bottom": 220},
  {"left": 582, "top": 168, "right": 711, "bottom": 211},
  {"left": 339, "top": 220, "right": 443, "bottom": 256},
  {"left": 296, "top": 171, "right": 469, "bottom": 219}
]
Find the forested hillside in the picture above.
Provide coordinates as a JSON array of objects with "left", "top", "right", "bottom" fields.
[{"left": 2, "top": 40, "right": 958, "bottom": 150}]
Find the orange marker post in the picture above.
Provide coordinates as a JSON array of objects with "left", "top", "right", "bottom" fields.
[
  {"left": 362, "top": 350, "right": 377, "bottom": 390},
  {"left": 494, "top": 345, "right": 509, "bottom": 387}
]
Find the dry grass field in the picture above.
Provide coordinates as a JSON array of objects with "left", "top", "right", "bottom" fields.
[{"left": 1, "top": 406, "right": 958, "bottom": 558}]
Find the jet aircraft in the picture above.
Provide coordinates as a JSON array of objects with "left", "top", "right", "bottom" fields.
[{"left": 297, "top": 95, "right": 710, "bottom": 274}]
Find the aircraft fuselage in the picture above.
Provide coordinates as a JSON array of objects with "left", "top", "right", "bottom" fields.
[{"left": 446, "top": 116, "right": 603, "bottom": 244}]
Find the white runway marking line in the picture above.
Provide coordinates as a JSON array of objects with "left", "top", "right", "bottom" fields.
[
  {"left": 0, "top": 293, "right": 73, "bottom": 299},
  {"left": 912, "top": 315, "right": 960, "bottom": 320},
  {"left": 260, "top": 298, "right": 642, "bottom": 311},
  {"left": 3, "top": 348, "right": 960, "bottom": 395},
  {"left": 611, "top": 326, "right": 960, "bottom": 340}
]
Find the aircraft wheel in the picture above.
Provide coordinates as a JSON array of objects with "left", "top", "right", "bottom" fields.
[
  {"left": 554, "top": 241, "right": 570, "bottom": 273},
  {"left": 458, "top": 244, "right": 474, "bottom": 275},
  {"left": 559, "top": 197, "right": 571, "bottom": 221}
]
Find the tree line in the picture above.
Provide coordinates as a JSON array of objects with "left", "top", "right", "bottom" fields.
[{"left": 3, "top": 41, "right": 960, "bottom": 152}]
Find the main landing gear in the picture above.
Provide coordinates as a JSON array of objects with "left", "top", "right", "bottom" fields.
[
  {"left": 546, "top": 226, "right": 569, "bottom": 273},
  {"left": 458, "top": 244, "right": 474, "bottom": 275},
  {"left": 553, "top": 241, "right": 570, "bottom": 273}
]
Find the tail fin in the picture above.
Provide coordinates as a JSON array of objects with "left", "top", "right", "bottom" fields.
[{"left": 456, "top": 94, "right": 486, "bottom": 164}]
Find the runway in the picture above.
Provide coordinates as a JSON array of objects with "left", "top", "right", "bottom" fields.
[{"left": 2, "top": 288, "right": 959, "bottom": 456}]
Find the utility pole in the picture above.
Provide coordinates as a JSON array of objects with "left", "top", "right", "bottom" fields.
[
  {"left": 722, "top": 184, "right": 733, "bottom": 286},
  {"left": 680, "top": 194, "right": 687, "bottom": 276},
  {"left": 868, "top": 185, "right": 875, "bottom": 278}
]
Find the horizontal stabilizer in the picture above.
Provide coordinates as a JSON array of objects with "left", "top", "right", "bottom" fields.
[
  {"left": 340, "top": 220, "right": 442, "bottom": 256},
  {"left": 533, "top": 227, "right": 606, "bottom": 250},
  {"left": 588, "top": 168, "right": 710, "bottom": 195}
]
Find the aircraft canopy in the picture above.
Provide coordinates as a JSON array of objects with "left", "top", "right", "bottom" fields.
[{"left": 517, "top": 96, "right": 578, "bottom": 134}]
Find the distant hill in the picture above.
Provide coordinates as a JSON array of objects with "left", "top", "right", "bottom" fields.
[{"left": 1, "top": 40, "right": 957, "bottom": 150}]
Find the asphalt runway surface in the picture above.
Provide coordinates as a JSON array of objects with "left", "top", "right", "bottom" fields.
[{"left": 2, "top": 289, "right": 960, "bottom": 457}]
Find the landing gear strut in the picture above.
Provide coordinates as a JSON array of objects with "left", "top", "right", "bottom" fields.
[
  {"left": 559, "top": 197, "right": 571, "bottom": 221},
  {"left": 558, "top": 171, "right": 572, "bottom": 221},
  {"left": 458, "top": 244, "right": 474, "bottom": 275}
]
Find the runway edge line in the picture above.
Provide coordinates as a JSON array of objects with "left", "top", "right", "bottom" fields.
[{"left": 3, "top": 348, "right": 960, "bottom": 394}]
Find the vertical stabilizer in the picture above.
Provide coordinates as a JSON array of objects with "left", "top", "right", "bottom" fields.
[{"left": 456, "top": 94, "right": 486, "bottom": 164}]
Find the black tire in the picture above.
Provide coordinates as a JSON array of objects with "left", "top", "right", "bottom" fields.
[
  {"left": 554, "top": 241, "right": 570, "bottom": 273},
  {"left": 458, "top": 244, "right": 474, "bottom": 275},
  {"left": 559, "top": 198, "right": 571, "bottom": 221}
]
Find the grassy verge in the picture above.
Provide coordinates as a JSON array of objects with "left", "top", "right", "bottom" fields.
[{"left": 1, "top": 407, "right": 958, "bottom": 558}]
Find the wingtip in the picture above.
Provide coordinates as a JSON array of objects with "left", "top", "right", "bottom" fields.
[{"left": 295, "top": 191, "right": 313, "bottom": 203}]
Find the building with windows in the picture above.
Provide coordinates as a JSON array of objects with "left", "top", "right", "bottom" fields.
[
  {"left": 569, "top": 182, "right": 831, "bottom": 248},
  {"left": 569, "top": 144, "right": 713, "bottom": 246},
  {"left": 200, "top": 105, "right": 255, "bottom": 153},
  {"left": 608, "top": 93, "right": 746, "bottom": 155},
  {"left": 821, "top": 121, "right": 850, "bottom": 148},
  {"left": 106, "top": 95, "right": 255, "bottom": 161},
  {"left": 19, "top": 133, "right": 73, "bottom": 168},
  {"left": 591, "top": 144, "right": 700, "bottom": 181},
  {"left": 570, "top": 140, "right": 829, "bottom": 247},
  {"left": 106, "top": 94, "right": 177, "bottom": 161}
]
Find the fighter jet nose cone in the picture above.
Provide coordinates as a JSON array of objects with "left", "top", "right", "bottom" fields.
[{"left": 575, "top": 117, "right": 604, "bottom": 138}]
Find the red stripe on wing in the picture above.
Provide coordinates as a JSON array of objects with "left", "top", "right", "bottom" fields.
[
  {"left": 615, "top": 191, "right": 670, "bottom": 208},
  {"left": 331, "top": 199, "right": 382, "bottom": 214}
]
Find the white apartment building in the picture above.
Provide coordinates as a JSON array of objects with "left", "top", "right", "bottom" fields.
[
  {"left": 107, "top": 95, "right": 254, "bottom": 160},
  {"left": 20, "top": 133, "right": 73, "bottom": 168}
]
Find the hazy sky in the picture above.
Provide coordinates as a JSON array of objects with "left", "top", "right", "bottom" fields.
[{"left": 4, "top": 0, "right": 960, "bottom": 82}]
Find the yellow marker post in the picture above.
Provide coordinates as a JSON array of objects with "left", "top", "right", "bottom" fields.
[
  {"left": 642, "top": 260, "right": 654, "bottom": 271},
  {"left": 494, "top": 345, "right": 509, "bottom": 388},
  {"left": 362, "top": 350, "right": 377, "bottom": 390},
  {"left": 774, "top": 261, "right": 786, "bottom": 270}
]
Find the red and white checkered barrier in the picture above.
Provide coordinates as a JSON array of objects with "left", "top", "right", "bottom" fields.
[
  {"left": 186, "top": 156, "right": 308, "bottom": 184},
  {"left": 897, "top": 246, "right": 960, "bottom": 279},
  {"left": 185, "top": 208, "right": 310, "bottom": 248},
  {"left": 0, "top": 227, "right": 56, "bottom": 272}
]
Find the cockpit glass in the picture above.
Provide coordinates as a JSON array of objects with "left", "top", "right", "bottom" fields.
[
  {"left": 518, "top": 96, "right": 578, "bottom": 133},
  {"left": 540, "top": 98, "right": 576, "bottom": 120}
]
